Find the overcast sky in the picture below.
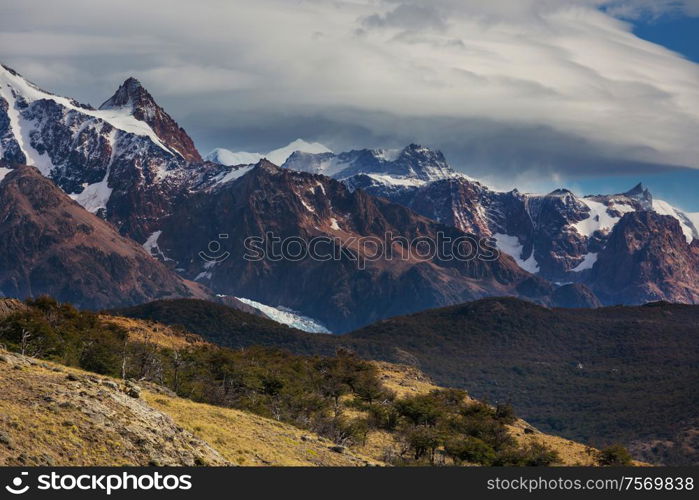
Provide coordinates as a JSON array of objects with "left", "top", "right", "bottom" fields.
[{"left": 2, "top": 0, "right": 699, "bottom": 208}]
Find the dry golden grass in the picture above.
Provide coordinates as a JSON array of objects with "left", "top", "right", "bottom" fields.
[
  {"left": 3, "top": 314, "right": 634, "bottom": 467},
  {"left": 508, "top": 422, "right": 599, "bottom": 466},
  {"left": 372, "top": 361, "right": 453, "bottom": 399},
  {"left": 0, "top": 351, "right": 379, "bottom": 467},
  {"left": 0, "top": 353, "right": 226, "bottom": 466},
  {"left": 143, "top": 392, "right": 381, "bottom": 467},
  {"left": 101, "top": 315, "right": 207, "bottom": 350}
]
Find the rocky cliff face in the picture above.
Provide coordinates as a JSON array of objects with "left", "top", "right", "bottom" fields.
[
  {"left": 153, "top": 161, "right": 564, "bottom": 331},
  {"left": 587, "top": 211, "right": 699, "bottom": 305},
  {"left": 341, "top": 177, "right": 603, "bottom": 280},
  {"left": 0, "top": 166, "right": 207, "bottom": 309},
  {"left": 286, "top": 148, "right": 697, "bottom": 301}
]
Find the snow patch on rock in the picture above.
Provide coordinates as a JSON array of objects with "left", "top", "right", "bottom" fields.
[
  {"left": 0, "top": 167, "right": 12, "bottom": 183},
  {"left": 493, "top": 233, "right": 539, "bottom": 274},
  {"left": 574, "top": 199, "right": 621, "bottom": 237},
  {"left": 70, "top": 177, "right": 113, "bottom": 213},
  {"left": 214, "top": 164, "right": 255, "bottom": 185},
  {"left": 571, "top": 252, "right": 598, "bottom": 272},
  {"left": 142, "top": 230, "right": 173, "bottom": 262},
  {"left": 652, "top": 199, "right": 696, "bottom": 243},
  {"left": 235, "top": 297, "right": 332, "bottom": 334}
]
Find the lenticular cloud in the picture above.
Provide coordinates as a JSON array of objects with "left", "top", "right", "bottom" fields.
[{"left": 2, "top": 0, "right": 699, "bottom": 173}]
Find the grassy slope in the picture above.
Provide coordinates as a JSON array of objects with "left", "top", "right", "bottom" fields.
[
  {"left": 1, "top": 308, "right": 608, "bottom": 467},
  {"left": 143, "top": 393, "right": 379, "bottom": 467},
  {"left": 113, "top": 297, "right": 699, "bottom": 464},
  {"left": 0, "top": 351, "right": 379, "bottom": 467},
  {"left": 107, "top": 311, "right": 610, "bottom": 465}
]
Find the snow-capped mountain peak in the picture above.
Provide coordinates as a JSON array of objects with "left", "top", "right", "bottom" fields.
[
  {"left": 265, "top": 139, "right": 332, "bottom": 165},
  {"left": 205, "top": 148, "right": 263, "bottom": 166},
  {"left": 622, "top": 182, "right": 653, "bottom": 210},
  {"left": 281, "top": 143, "right": 455, "bottom": 187},
  {"left": 204, "top": 139, "right": 332, "bottom": 167},
  {"left": 99, "top": 76, "right": 201, "bottom": 162},
  {"left": 0, "top": 64, "right": 217, "bottom": 239},
  {"left": 393, "top": 143, "right": 454, "bottom": 181},
  {"left": 0, "top": 64, "right": 173, "bottom": 162},
  {"left": 625, "top": 182, "right": 648, "bottom": 196}
]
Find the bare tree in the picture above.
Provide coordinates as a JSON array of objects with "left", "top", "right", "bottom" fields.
[
  {"left": 121, "top": 335, "right": 128, "bottom": 380},
  {"left": 172, "top": 349, "right": 183, "bottom": 393},
  {"left": 20, "top": 328, "right": 31, "bottom": 356}
]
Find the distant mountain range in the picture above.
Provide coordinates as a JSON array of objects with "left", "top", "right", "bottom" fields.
[
  {"left": 153, "top": 159, "right": 585, "bottom": 331},
  {"left": 280, "top": 145, "right": 699, "bottom": 298},
  {"left": 1, "top": 63, "right": 698, "bottom": 330},
  {"left": 205, "top": 139, "right": 332, "bottom": 167}
]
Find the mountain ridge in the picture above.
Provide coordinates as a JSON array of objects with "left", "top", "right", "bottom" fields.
[
  {"left": 0, "top": 165, "right": 209, "bottom": 309},
  {"left": 282, "top": 146, "right": 698, "bottom": 303},
  {"left": 151, "top": 160, "right": 588, "bottom": 331},
  {"left": 1, "top": 63, "right": 697, "bottom": 313}
]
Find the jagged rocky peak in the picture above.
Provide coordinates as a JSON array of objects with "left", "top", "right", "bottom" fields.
[
  {"left": 526, "top": 188, "right": 587, "bottom": 220},
  {"left": 625, "top": 182, "right": 649, "bottom": 198},
  {"left": 100, "top": 77, "right": 202, "bottom": 162},
  {"left": 282, "top": 142, "right": 454, "bottom": 183},
  {"left": 99, "top": 77, "right": 149, "bottom": 110},
  {"left": 544, "top": 188, "right": 581, "bottom": 205},
  {"left": 390, "top": 143, "right": 454, "bottom": 180},
  {"left": 0, "top": 64, "right": 232, "bottom": 240},
  {"left": 623, "top": 182, "right": 653, "bottom": 209},
  {"left": 254, "top": 158, "right": 282, "bottom": 173}
]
